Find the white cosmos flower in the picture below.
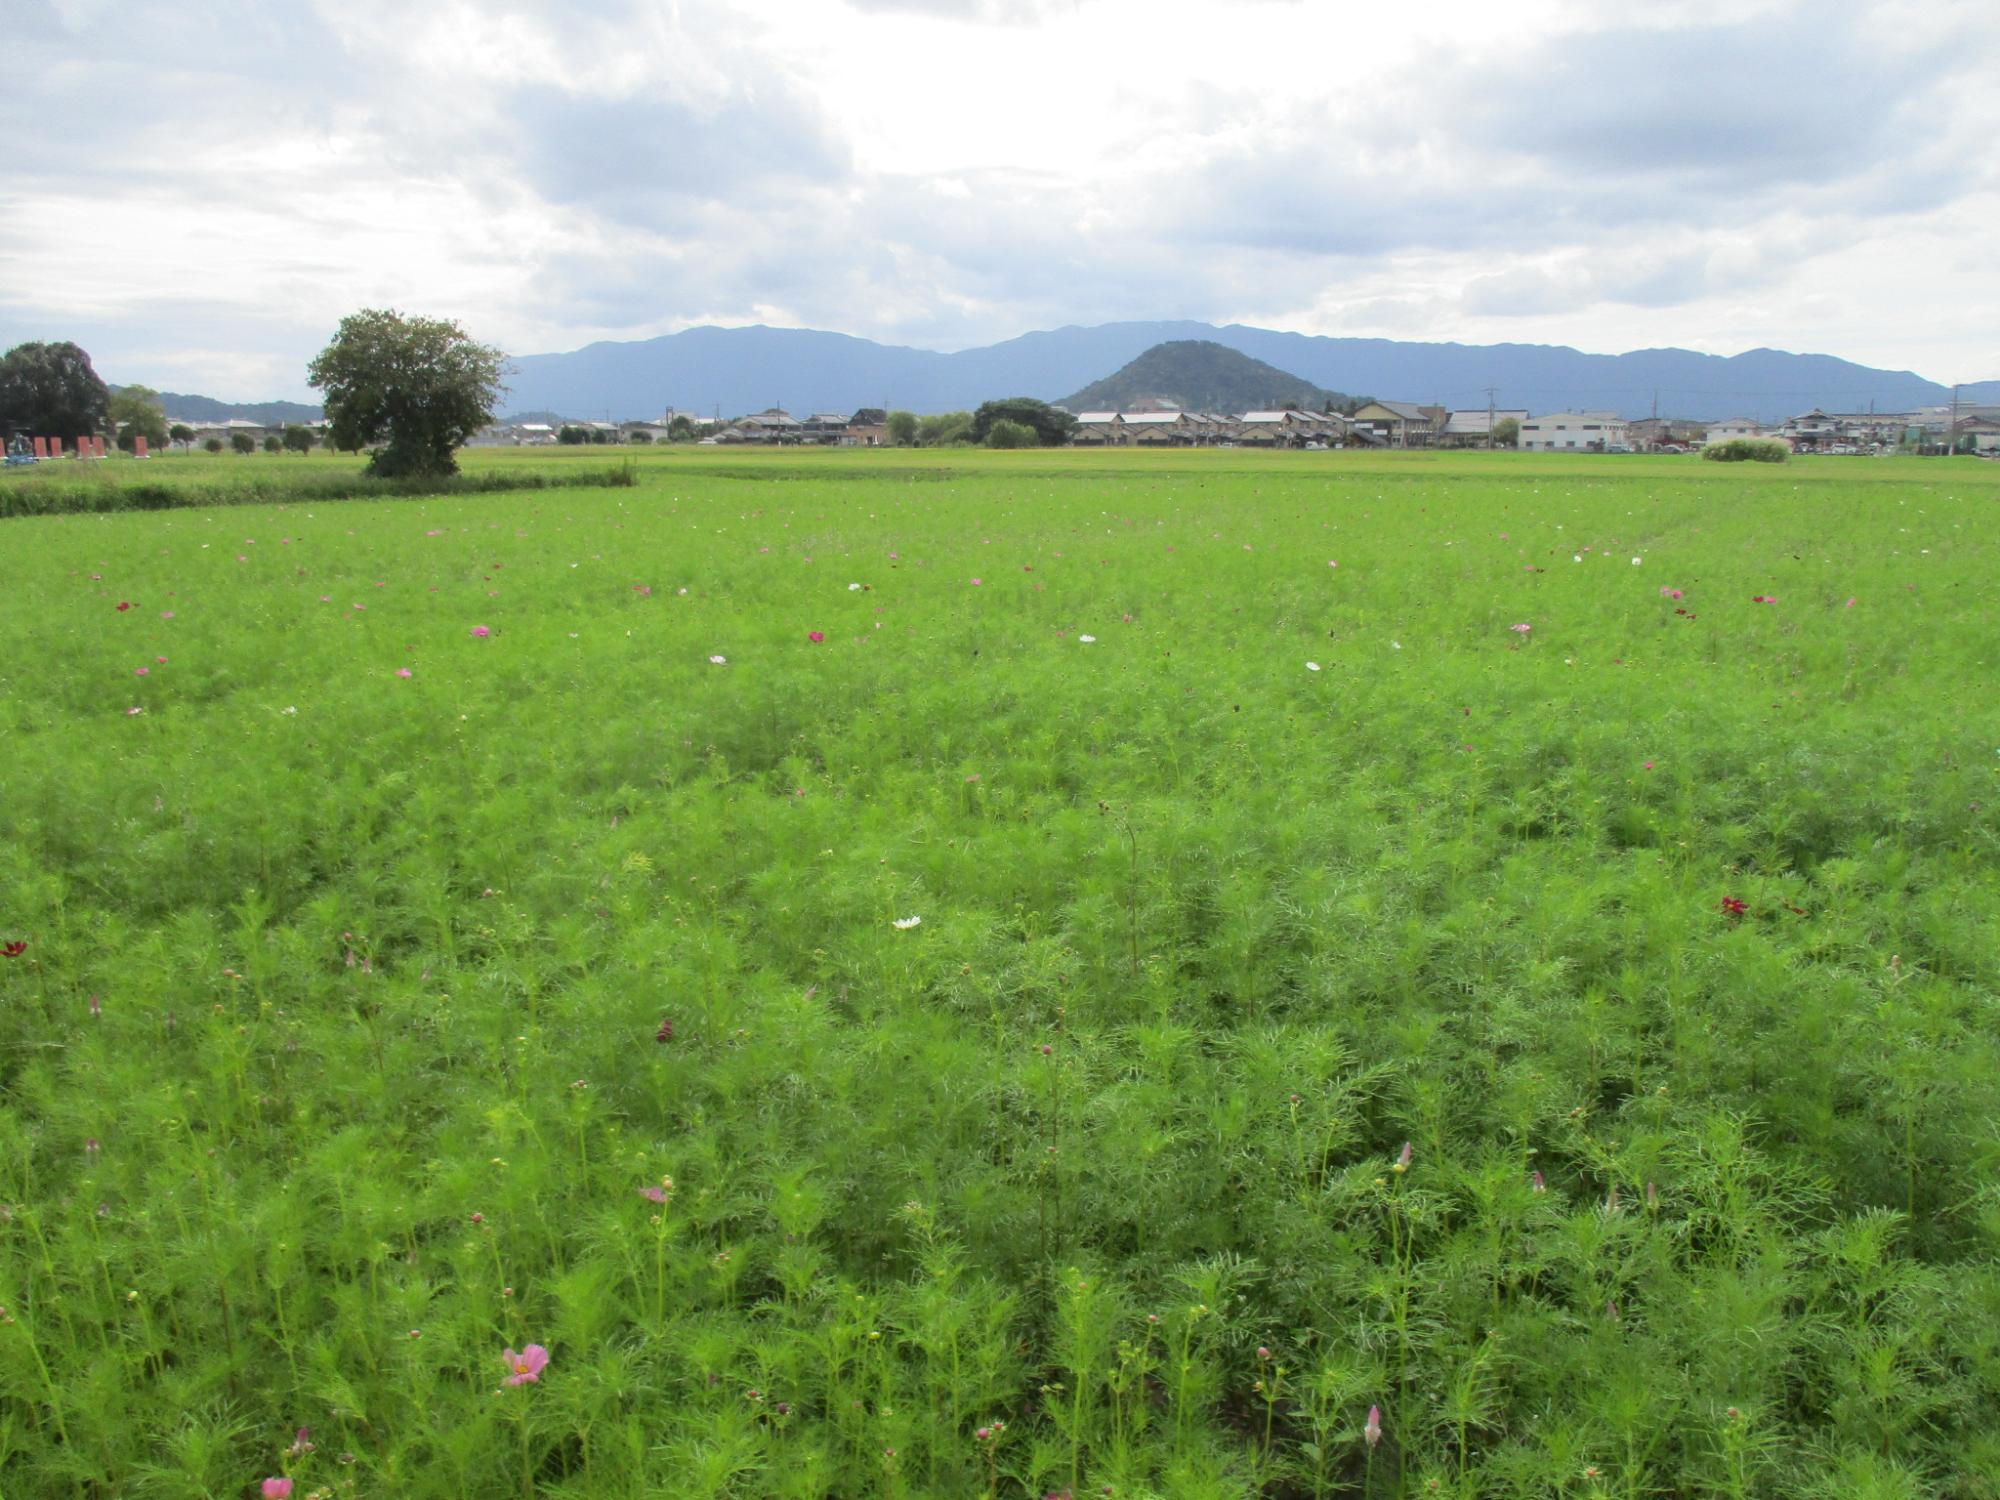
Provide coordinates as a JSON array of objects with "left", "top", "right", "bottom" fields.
[
  {"left": 1306, "top": 661, "right": 1321, "bottom": 671},
  {"left": 1078, "top": 634, "right": 1096, "bottom": 643},
  {"left": 708, "top": 655, "right": 726, "bottom": 665},
  {"left": 1631, "top": 556, "right": 1642, "bottom": 565},
  {"left": 1390, "top": 641, "right": 1402, "bottom": 650},
  {"left": 893, "top": 915, "right": 922, "bottom": 930},
  {"left": 848, "top": 582, "right": 862, "bottom": 590},
  {"left": 1574, "top": 554, "right": 1583, "bottom": 562}
]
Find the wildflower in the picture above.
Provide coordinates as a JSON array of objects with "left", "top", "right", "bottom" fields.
[
  {"left": 1078, "top": 634, "right": 1096, "bottom": 643},
  {"left": 1327, "top": 559, "right": 1338, "bottom": 567},
  {"left": 1844, "top": 597, "right": 1856, "bottom": 608},
  {"left": 808, "top": 631, "right": 825, "bottom": 643},
  {"left": 1390, "top": 641, "right": 1401, "bottom": 650},
  {"left": 1394, "top": 1141, "right": 1413, "bottom": 1172},
  {"left": 1643, "top": 761, "right": 1655, "bottom": 770},
  {"left": 471, "top": 625, "right": 491, "bottom": 637},
  {"left": 135, "top": 666, "right": 149, "bottom": 676},
  {"left": 892, "top": 915, "right": 921, "bottom": 930},
  {"left": 261, "top": 1480, "right": 293, "bottom": 1499},
  {"left": 127, "top": 706, "right": 144, "bottom": 716},
  {"left": 638, "top": 1185, "right": 668, "bottom": 1204},
  {"left": 1631, "top": 556, "right": 1642, "bottom": 565},
  {"left": 655, "top": 1017, "right": 673, "bottom": 1042},
  {"left": 1720, "top": 896, "right": 1747, "bottom": 917},
  {"left": 849, "top": 582, "right": 862, "bottom": 591},
  {"left": 708, "top": 655, "right": 726, "bottom": 665},
  {"left": 116, "top": 601, "right": 131, "bottom": 611},
  {"left": 1364, "top": 1404, "right": 1382, "bottom": 1449},
  {"left": 160, "top": 610, "right": 174, "bottom": 619},
  {"left": 1751, "top": 594, "right": 1775, "bottom": 604},
  {"left": 1531, "top": 1170, "right": 1546, "bottom": 1192},
  {"left": 86, "top": 1137, "right": 100, "bottom": 1157},
  {"left": 1257, "top": 1345, "right": 1271, "bottom": 1360},
  {"left": 1646, "top": 1181, "right": 1660, "bottom": 1212},
  {"left": 1509, "top": 622, "right": 1531, "bottom": 634},
  {"left": 89, "top": 994, "right": 101, "bottom": 1016},
  {"left": 287, "top": 1428, "right": 314, "bottom": 1458},
  {"left": 1305, "top": 661, "right": 1320, "bottom": 671},
  {"left": 396, "top": 668, "right": 412, "bottom": 679},
  {"left": 2, "top": 940, "right": 24, "bottom": 958},
  {"left": 502, "top": 1344, "right": 549, "bottom": 1386}
]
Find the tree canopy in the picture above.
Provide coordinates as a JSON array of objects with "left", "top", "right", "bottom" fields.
[
  {"left": 969, "top": 398, "right": 1076, "bottom": 447},
  {"left": 306, "top": 309, "right": 506, "bottom": 478},
  {"left": 109, "top": 385, "right": 169, "bottom": 452},
  {"left": 885, "top": 410, "right": 918, "bottom": 446},
  {"left": 0, "top": 341, "right": 111, "bottom": 439}
]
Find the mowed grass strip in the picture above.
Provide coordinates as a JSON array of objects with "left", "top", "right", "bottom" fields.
[{"left": 2, "top": 449, "right": 1998, "bottom": 1499}]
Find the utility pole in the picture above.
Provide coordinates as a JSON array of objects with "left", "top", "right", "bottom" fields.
[
  {"left": 1949, "top": 383, "right": 1961, "bottom": 456},
  {"left": 1485, "top": 386, "right": 1498, "bottom": 450}
]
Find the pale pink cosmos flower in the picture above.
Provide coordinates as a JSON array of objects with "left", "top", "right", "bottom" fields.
[
  {"left": 261, "top": 1480, "right": 293, "bottom": 1499},
  {"left": 396, "top": 668, "right": 413, "bottom": 679},
  {"left": 1364, "top": 1405, "right": 1382, "bottom": 1449},
  {"left": 970, "top": 577, "right": 982, "bottom": 586},
  {"left": 503, "top": 1344, "right": 549, "bottom": 1386},
  {"left": 1509, "top": 623, "right": 1531, "bottom": 634},
  {"left": 1844, "top": 597, "right": 1856, "bottom": 608},
  {"left": 638, "top": 1185, "right": 668, "bottom": 1204},
  {"left": 470, "top": 625, "right": 491, "bottom": 637},
  {"left": 135, "top": 667, "right": 149, "bottom": 676}
]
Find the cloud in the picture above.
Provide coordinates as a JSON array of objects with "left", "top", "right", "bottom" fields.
[{"left": 2, "top": 0, "right": 1996, "bottom": 395}]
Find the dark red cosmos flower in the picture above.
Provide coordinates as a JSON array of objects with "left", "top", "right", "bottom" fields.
[
  {"left": 1720, "top": 897, "right": 1747, "bottom": 917},
  {"left": 1, "top": 940, "right": 24, "bottom": 958},
  {"left": 115, "top": 601, "right": 132, "bottom": 612},
  {"left": 655, "top": 1018, "right": 673, "bottom": 1042}
]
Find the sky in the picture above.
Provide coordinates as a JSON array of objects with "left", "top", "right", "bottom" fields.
[{"left": 3, "top": 0, "right": 1995, "bottom": 400}]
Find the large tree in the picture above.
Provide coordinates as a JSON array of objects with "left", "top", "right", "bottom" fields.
[
  {"left": 109, "top": 384, "right": 170, "bottom": 452},
  {"left": 306, "top": 309, "right": 506, "bottom": 478},
  {"left": 0, "top": 340, "right": 111, "bottom": 439},
  {"left": 968, "top": 397, "right": 1076, "bottom": 447}
]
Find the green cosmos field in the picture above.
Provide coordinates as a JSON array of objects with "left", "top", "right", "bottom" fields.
[{"left": 3, "top": 446, "right": 1999, "bottom": 1499}]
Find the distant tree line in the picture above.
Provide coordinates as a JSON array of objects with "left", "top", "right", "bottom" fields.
[{"left": 880, "top": 397, "right": 1077, "bottom": 448}]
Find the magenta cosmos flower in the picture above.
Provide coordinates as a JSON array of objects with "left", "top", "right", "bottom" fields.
[
  {"left": 808, "top": 630, "right": 825, "bottom": 643},
  {"left": 470, "top": 625, "right": 491, "bottom": 637},
  {"left": 261, "top": 1480, "right": 293, "bottom": 1499},
  {"left": 503, "top": 1344, "right": 549, "bottom": 1386}
]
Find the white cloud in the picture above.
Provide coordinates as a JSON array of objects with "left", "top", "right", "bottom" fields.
[{"left": 0, "top": 0, "right": 1995, "bottom": 396}]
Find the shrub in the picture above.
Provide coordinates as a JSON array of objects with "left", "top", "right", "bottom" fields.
[
  {"left": 984, "top": 419, "right": 1035, "bottom": 449},
  {"left": 229, "top": 432, "right": 255, "bottom": 455},
  {"left": 1701, "top": 437, "right": 1790, "bottom": 463},
  {"left": 203, "top": 437, "right": 224, "bottom": 453}
]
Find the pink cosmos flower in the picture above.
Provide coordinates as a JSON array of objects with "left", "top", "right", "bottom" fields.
[
  {"left": 1643, "top": 761, "right": 1655, "bottom": 770},
  {"left": 808, "top": 631, "right": 825, "bottom": 643},
  {"left": 396, "top": 668, "right": 413, "bottom": 679},
  {"left": 1751, "top": 595, "right": 1775, "bottom": 604},
  {"left": 970, "top": 577, "right": 982, "bottom": 586},
  {"left": 638, "top": 1185, "right": 668, "bottom": 1203},
  {"left": 1364, "top": 1405, "right": 1382, "bottom": 1449},
  {"left": 160, "top": 610, "right": 175, "bottom": 619},
  {"left": 1844, "top": 597, "right": 1856, "bottom": 608},
  {"left": 135, "top": 667, "right": 149, "bottom": 676},
  {"left": 261, "top": 1480, "right": 293, "bottom": 1499},
  {"left": 471, "top": 625, "right": 491, "bottom": 637},
  {"left": 503, "top": 1344, "right": 549, "bottom": 1386},
  {"left": 1509, "top": 623, "right": 1531, "bottom": 634}
]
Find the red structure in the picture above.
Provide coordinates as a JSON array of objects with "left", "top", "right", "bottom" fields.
[
  {"left": 134, "top": 435, "right": 150, "bottom": 458},
  {"left": 32, "top": 436, "right": 48, "bottom": 459}
]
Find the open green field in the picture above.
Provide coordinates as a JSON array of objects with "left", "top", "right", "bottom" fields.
[{"left": 3, "top": 447, "right": 1999, "bottom": 1499}]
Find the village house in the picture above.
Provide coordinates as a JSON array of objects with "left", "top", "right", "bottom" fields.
[
  {"left": 1627, "top": 417, "right": 1707, "bottom": 450},
  {"left": 1518, "top": 412, "right": 1630, "bottom": 452},
  {"left": 1702, "top": 417, "right": 1765, "bottom": 444},
  {"left": 1348, "top": 400, "right": 1443, "bottom": 448},
  {"left": 717, "top": 409, "right": 805, "bottom": 443},
  {"left": 1439, "top": 409, "right": 1529, "bottom": 448}
]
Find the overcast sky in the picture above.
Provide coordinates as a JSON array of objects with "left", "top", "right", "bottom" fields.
[{"left": 3, "top": 0, "right": 1994, "bottom": 399}]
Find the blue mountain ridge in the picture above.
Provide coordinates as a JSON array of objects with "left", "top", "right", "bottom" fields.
[{"left": 501, "top": 321, "right": 1995, "bottom": 424}]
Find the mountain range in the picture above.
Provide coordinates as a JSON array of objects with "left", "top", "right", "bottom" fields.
[
  {"left": 130, "top": 324, "right": 2000, "bottom": 427},
  {"left": 1058, "top": 341, "right": 1351, "bottom": 414},
  {"left": 498, "top": 321, "right": 1995, "bottom": 424}
]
